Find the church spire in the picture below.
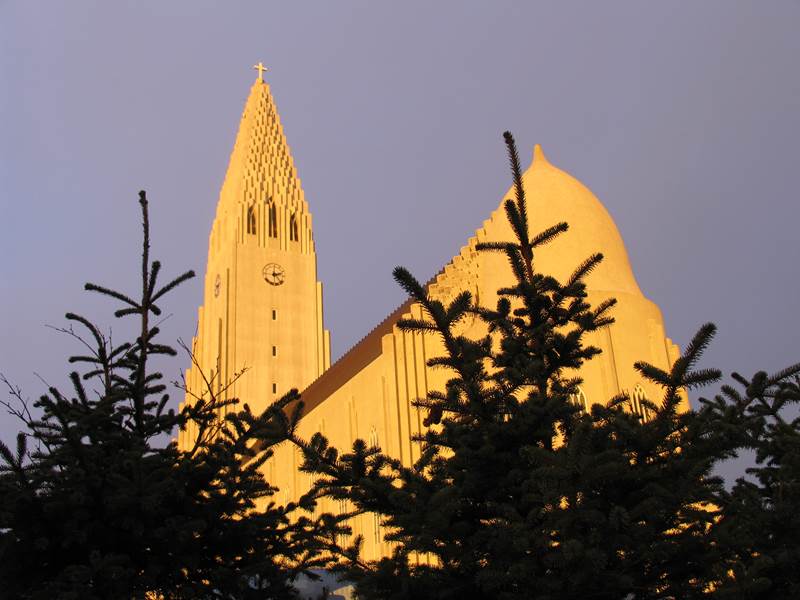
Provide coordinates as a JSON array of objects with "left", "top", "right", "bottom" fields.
[
  {"left": 216, "top": 66, "right": 306, "bottom": 224},
  {"left": 179, "top": 68, "right": 330, "bottom": 437}
]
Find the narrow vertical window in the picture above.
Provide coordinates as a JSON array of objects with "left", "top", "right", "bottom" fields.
[
  {"left": 272, "top": 309, "right": 277, "bottom": 320},
  {"left": 369, "top": 425, "right": 382, "bottom": 547},
  {"left": 373, "top": 512, "right": 381, "bottom": 548},
  {"left": 246, "top": 206, "right": 256, "bottom": 235},
  {"left": 368, "top": 427, "right": 379, "bottom": 449},
  {"left": 337, "top": 499, "right": 349, "bottom": 546},
  {"left": 268, "top": 203, "right": 278, "bottom": 238},
  {"left": 630, "top": 385, "right": 651, "bottom": 421},
  {"left": 289, "top": 214, "right": 299, "bottom": 241},
  {"left": 569, "top": 387, "right": 589, "bottom": 414},
  {"left": 272, "top": 383, "right": 277, "bottom": 394},
  {"left": 216, "top": 318, "right": 223, "bottom": 396},
  {"left": 272, "top": 345, "right": 277, "bottom": 356}
]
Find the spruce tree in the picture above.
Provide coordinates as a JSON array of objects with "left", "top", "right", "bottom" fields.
[
  {"left": 705, "top": 367, "right": 800, "bottom": 599},
  {"left": 0, "top": 192, "right": 335, "bottom": 599},
  {"left": 295, "top": 133, "right": 733, "bottom": 599}
]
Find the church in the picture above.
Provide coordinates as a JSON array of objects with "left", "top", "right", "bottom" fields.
[{"left": 178, "top": 68, "right": 683, "bottom": 561}]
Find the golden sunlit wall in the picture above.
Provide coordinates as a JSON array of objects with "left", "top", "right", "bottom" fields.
[{"left": 183, "top": 76, "right": 681, "bottom": 562}]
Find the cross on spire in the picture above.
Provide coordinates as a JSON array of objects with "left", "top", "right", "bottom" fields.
[{"left": 253, "top": 62, "right": 268, "bottom": 82}]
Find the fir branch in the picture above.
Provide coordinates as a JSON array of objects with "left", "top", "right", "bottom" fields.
[
  {"left": 503, "top": 131, "right": 528, "bottom": 240},
  {"left": 83, "top": 283, "right": 140, "bottom": 309},
  {"left": 151, "top": 269, "right": 196, "bottom": 304},
  {"left": 530, "top": 222, "right": 569, "bottom": 248}
]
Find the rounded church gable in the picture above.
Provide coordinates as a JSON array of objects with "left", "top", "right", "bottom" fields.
[{"left": 483, "top": 145, "right": 643, "bottom": 296}]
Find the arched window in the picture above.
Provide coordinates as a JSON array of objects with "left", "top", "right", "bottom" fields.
[
  {"left": 368, "top": 427, "right": 379, "bottom": 449},
  {"left": 268, "top": 203, "right": 278, "bottom": 238},
  {"left": 246, "top": 206, "right": 256, "bottom": 235},
  {"left": 630, "top": 385, "right": 651, "bottom": 421},
  {"left": 569, "top": 387, "right": 590, "bottom": 414},
  {"left": 289, "top": 213, "right": 299, "bottom": 242}
]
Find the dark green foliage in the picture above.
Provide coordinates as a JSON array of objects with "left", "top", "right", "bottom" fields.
[
  {"left": 705, "top": 366, "right": 800, "bottom": 599},
  {"left": 2, "top": 146, "right": 797, "bottom": 600},
  {"left": 294, "top": 133, "right": 780, "bottom": 599},
  {"left": 0, "top": 192, "right": 332, "bottom": 599}
]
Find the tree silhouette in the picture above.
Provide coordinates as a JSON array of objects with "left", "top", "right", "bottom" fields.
[
  {"left": 0, "top": 191, "right": 337, "bottom": 599},
  {"left": 294, "top": 133, "right": 742, "bottom": 599},
  {"left": 705, "top": 366, "right": 800, "bottom": 599}
]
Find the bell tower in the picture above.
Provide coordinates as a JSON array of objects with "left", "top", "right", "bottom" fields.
[{"left": 182, "top": 66, "right": 330, "bottom": 428}]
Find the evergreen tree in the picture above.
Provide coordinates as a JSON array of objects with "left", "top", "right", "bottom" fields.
[
  {"left": 0, "top": 192, "right": 336, "bottom": 599},
  {"left": 3, "top": 150, "right": 795, "bottom": 600},
  {"left": 295, "top": 133, "right": 735, "bottom": 599},
  {"left": 705, "top": 367, "right": 800, "bottom": 599}
]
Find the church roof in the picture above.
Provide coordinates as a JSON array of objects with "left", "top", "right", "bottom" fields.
[
  {"left": 300, "top": 146, "right": 643, "bottom": 414},
  {"left": 301, "top": 297, "right": 415, "bottom": 414},
  {"left": 497, "top": 145, "right": 642, "bottom": 296}
]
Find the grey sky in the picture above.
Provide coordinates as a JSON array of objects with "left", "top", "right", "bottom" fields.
[{"left": 1, "top": 2, "right": 798, "bottom": 461}]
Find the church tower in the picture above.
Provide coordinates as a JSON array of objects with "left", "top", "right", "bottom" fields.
[{"left": 181, "top": 66, "right": 330, "bottom": 434}]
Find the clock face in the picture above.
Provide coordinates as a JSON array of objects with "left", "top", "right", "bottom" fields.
[
  {"left": 262, "top": 263, "right": 285, "bottom": 286},
  {"left": 214, "top": 274, "right": 221, "bottom": 297}
]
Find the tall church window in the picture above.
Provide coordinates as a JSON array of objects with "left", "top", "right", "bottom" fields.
[
  {"left": 630, "top": 385, "right": 651, "bottom": 421},
  {"left": 372, "top": 510, "right": 382, "bottom": 549},
  {"left": 268, "top": 203, "right": 278, "bottom": 238},
  {"left": 246, "top": 206, "right": 256, "bottom": 235},
  {"left": 368, "top": 427, "right": 382, "bottom": 548},
  {"left": 348, "top": 399, "right": 358, "bottom": 441},
  {"left": 569, "top": 387, "right": 590, "bottom": 414},
  {"left": 368, "top": 427, "right": 379, "bottom": 449},
  {"left": 337, "top": 499, "right": 350, "bottom": 546},
  {"left": 289, "top": 214, "right": 299, "bottom": 242}
]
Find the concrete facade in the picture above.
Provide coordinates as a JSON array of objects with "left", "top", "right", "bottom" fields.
[
  {"left": 180, "top": 78, "right": 330, "bottom": 448},
  {"left": 182, "top": 77, "right": 682, "bottom": 561}
]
